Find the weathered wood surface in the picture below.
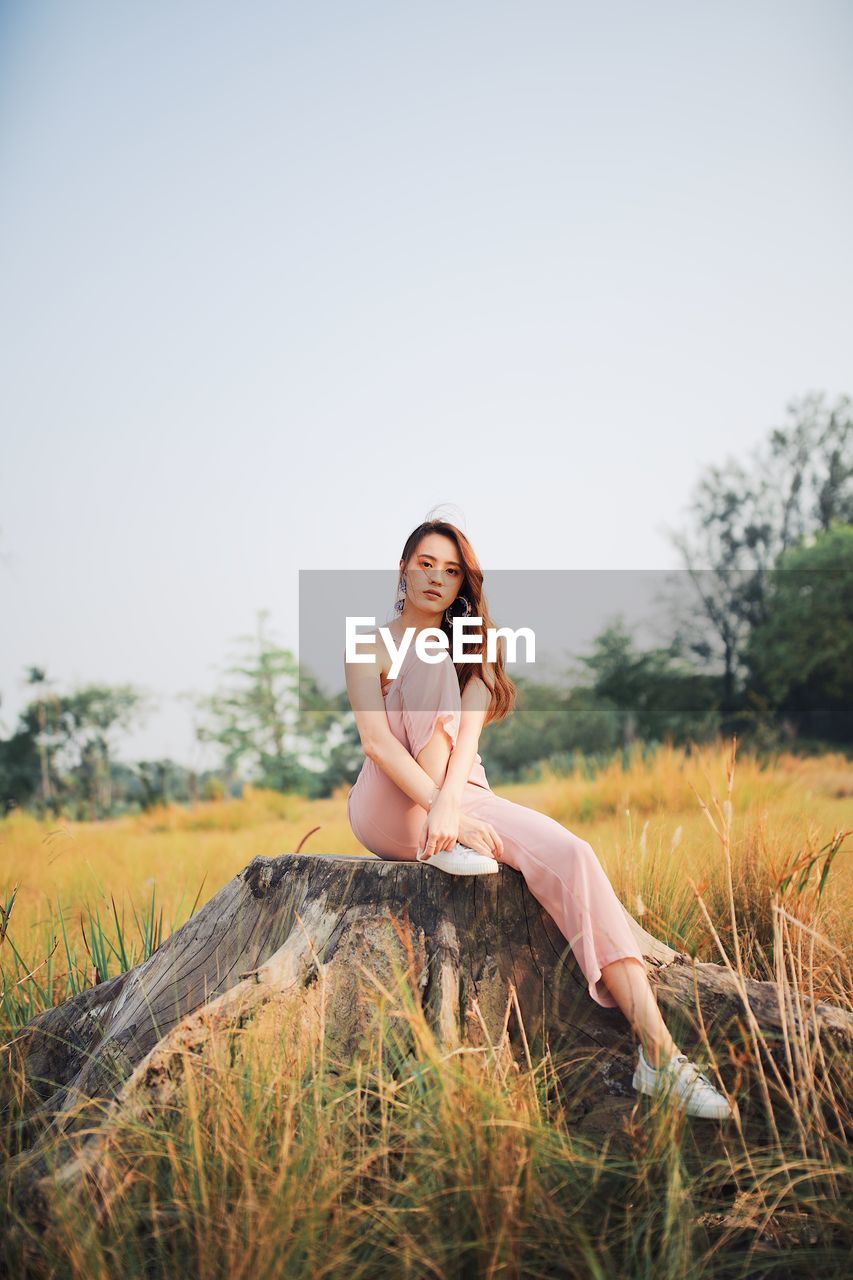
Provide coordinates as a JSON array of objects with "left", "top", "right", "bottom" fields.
[{"left": 3, "top": 852, "right": 851, "bottom": 1223}]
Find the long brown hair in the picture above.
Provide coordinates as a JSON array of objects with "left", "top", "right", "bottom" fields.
[{"left": 398, "top": 519, "right": 516, "bottom": 726}]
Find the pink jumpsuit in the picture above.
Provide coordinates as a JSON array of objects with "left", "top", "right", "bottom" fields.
[{"left": 347, "top": 644, "right": 647, "bottom": 1009}]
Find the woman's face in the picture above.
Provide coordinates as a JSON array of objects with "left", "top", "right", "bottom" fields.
[{"left": 401, "top": 533, "right": 464, "bottom": 614}]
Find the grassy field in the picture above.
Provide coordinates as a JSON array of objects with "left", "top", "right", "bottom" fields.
[{"left": 1, "top": 741, "right": 851, "bottom": 1278}]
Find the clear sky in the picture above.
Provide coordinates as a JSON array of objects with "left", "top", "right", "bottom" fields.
[{"left": 1, "top": 1, "right": 851, "bottom": 768}]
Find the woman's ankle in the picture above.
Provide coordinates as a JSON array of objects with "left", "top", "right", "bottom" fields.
[{"left": 640, "top": 1034, "right": 679, "bottom": 1069}]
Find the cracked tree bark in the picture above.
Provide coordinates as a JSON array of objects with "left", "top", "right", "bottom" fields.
[{"left": 3, "top": 852, "right": 851, "bottom": 1228}]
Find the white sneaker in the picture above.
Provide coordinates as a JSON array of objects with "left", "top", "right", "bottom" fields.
[
  {"left": 632, "top": 1046, "right": 735, "bottom": 1121},
  {"left": 416, "top": 842, "right": 499, "bottom": 876}
]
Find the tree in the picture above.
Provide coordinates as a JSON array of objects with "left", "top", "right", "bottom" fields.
[
  {"left": 579, "top": 620, "right": 723, "bottom": 746},
  {"left": 663, "top": 392, "right": 853, "bottom": 730},
  {"left": 743, "top": 524, "right": 853, "bottom": 744},
  {"left": 187, "top": 610, "right": 334, "bottom": 796},
  {"left": 24, "top": 668, "right": 58, "bottom": 812},
  {"left": 11, "top": 682, "right": 150, "bottom": 819},
  {"left": 763, "top": 391, "right": 853, "bottom": 544},
  {"left": 58, "top": 685, "right": 151, "bottom": 818},
  {"left": 477, "top": 675, "right": 586, "bottom": 780},
  {"left": 0, "top": 726, "right": 40, "bottom": 815}
]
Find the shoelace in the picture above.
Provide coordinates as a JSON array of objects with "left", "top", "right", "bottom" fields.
[{"left": 668, "top": 1054, "right": 718, "bottom": 1094}]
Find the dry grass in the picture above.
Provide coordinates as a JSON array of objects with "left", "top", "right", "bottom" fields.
[{"left": 1, "top": 740, "right": 851, "bottom": 1278}]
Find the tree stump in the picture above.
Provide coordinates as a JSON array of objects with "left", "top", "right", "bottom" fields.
[{"left": 3, "top": 852, "right": 851, "bottom": 1226}]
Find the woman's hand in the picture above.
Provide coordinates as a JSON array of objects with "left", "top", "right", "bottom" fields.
[
  {"left": 417, "top": 797, "right": 505, "bottom": 864},
  {"left": 417, "top": 792, "right": 460, "bottom": 860},
  {"left": 457, "top": 814, "right": 505, "bottom": 863}
]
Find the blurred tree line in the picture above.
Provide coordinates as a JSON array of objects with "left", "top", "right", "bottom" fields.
[{"left": 1, "top": 391, "right": 850, "bottom": 819}]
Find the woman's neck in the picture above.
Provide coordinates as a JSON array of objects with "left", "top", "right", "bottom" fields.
[{"left": 391, "top": 609, "right": 444, "bottom": 640}]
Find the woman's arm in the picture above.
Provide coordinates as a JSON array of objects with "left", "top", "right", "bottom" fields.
[
  {"left": 368, "top": 738, "right": 441, "bottom": 811},
  {"left": 344, "top": 644, "right": 441, "bottom": 812},
  {"left": 418, "top": 672, "right": 505, "bottom": 861},
  {"left": 439, "top": 675, "right": 492, "bottom": 801}
]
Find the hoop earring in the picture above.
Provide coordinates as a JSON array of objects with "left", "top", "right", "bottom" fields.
[
  {"left": 394, "top": 576, "right": 407, "bottom": 615},
  {"left": 444, "top": 594, "right": 472, "bottom": 626}
]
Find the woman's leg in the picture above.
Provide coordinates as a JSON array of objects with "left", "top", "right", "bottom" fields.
[
  {"left": 599, "top": 957, "right": 679, "bottom": 1065},
  {"left": 457, "top": 786, "right": 680, "bottom": 1058},
  {"left": 404, "top": 711, "right": 680, "bottom": 1056},
  {"left": 346, "top": 715, "right": 459, "bottom": 863}
]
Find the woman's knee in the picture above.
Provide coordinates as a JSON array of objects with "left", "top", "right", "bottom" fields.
[
  {"left": 572, "top": 835, "right": 604, "bottom": 870},
  {"left": 537, "top": 811, "right": 597, "bottom": 861},
  {"left": 546, "top": 825, "right": 602, "bottom": 872}
]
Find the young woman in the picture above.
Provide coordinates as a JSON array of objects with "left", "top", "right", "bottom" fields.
[{"left": 345, "top": 519, "right": 733, "bottom": 1121}]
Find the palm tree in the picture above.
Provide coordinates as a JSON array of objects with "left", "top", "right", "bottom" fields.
[{"left": 25, "top": 666, "right": 55, "bottom": 812}]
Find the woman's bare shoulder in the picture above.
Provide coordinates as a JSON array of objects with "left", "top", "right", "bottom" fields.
[
  {"left": 461, "top": 672, "right": 493, "bottom": 709},
  {"left": 343, "top": 633, "right": 393, "bottom": 682}
]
